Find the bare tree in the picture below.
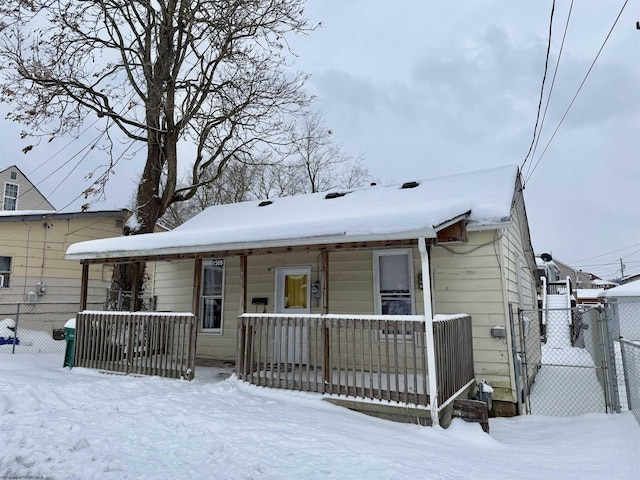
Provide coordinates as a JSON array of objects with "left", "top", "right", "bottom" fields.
[
  {"left": 161, "top": 160, "right": 257, "bottom": 229},
  {"left": 284, "top": 110, "right": 371, "bottom": 194},
  {"left": 161, "top": 110, "right": 374, "bottom": 227},
  {"left": 0, "top": 0, "right": 313, "bottom": 234}
]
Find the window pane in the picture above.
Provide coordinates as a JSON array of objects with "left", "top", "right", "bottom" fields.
[
  {"left": 202, "top": 264, "right": 223, "bottom": 296},
  {"left": 381, "top": 296, "right": 412, "bottom": 315},
  {"left": 284, "top": 274, "right": 307, "bottom": 309},
  {"left": 379, "top": 254, "right": 409, "bottom": 292},
  {"left": 3, "top": 198, "right": 16, "bottom": 210},
  {"left": 5, "top": 184, "right": 18, "bottom": 197},
  {"left": 202, "top": 298, "right": 222, "bottom": 330},
  {"left": 0, "top": 257, "right": 10, "bottom": 272}
]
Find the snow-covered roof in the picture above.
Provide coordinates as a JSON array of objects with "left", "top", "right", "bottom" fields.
[
  {"left": 66, "top": 165, "right": 519, "bottom": 261},
  {"left": 599, "top": 280, "right": 640, "bottom": 298},
  {"left": 577, "top": 288, "right": 605, "bottom": 299},
  {"left": 591, "top": 279, "right": 619, "bottom": 287},
  {"left": 0, "top": 209, "right": 57, "bottom": 217},
  {"left": 0, "top": 209, "right": 127, "bottom": 221}
]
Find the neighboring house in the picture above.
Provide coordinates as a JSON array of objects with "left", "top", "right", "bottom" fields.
[
  {"left": 620, "top": 272, "right": 640, "bottom": 285},
  {"left": 535, "top": 254, "right": 591, "bottom": 289},
  {"left": 66, "top": 165, "right": 540, "bottom": 417},
  {"left": 553, "top": 258, "right": 592, "bottom": 289},
  {"left": 0, "top": 164, "right": 134, "bottom": 305},
  {"left": 1, "top": 165, "right": 54, "bottom": 212},
  {"left": 0, "top": 209, "right": 130, "bottom": 304}
]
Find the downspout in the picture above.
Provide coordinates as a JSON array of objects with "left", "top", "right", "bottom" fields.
[{"left": 419, "top": 237, "right": 439, "bottom": 426}]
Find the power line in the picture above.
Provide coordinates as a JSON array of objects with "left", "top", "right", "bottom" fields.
[
  {"left": 524, "top": 0, "right": 630, "bottom": 185},
  {"left": 525, "top": 0, "right": 574, "bottom": 179},
  {"left": 569, "top": 243, "right": 640, "bottom": 263},
  {"left": 521, "top": 0, "right": 555, "bottom": 171}
]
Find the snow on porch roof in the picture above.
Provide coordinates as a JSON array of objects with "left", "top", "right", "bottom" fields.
[{"left": 65, "top": 164, "right": 519, "bottom": 261}]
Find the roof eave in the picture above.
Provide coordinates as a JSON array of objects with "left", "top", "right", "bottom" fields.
[{"left": 65, "top": 229, "right": 438, "bottom": 262}]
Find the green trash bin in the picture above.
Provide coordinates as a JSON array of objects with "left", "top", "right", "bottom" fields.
[{"left": 63, "top": 318, "right": 76, "bottom": 368}]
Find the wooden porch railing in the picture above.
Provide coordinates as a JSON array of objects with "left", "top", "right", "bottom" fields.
[
  {"left": 433, "top": 314, "right": 475, "bottom": 406},
  {"left": 237, "top": 313, "right": 474, "bottom": 408},
  {"left": 74, "top": 311, "right": 197, "bottom": 380}
]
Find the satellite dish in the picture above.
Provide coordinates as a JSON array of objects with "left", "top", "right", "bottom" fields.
[{"left": 540, "top": 253, "right": 553, "bottom": 262}]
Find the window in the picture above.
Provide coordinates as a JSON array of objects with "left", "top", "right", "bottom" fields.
[
  {"left": 10, "top": 171, "right": 17, "bottom": 180},
  {"left": 0, "top": 256, "right": 11, "bottom": 288},
  {"left": 200, "top": 259, "right": 225, "bottom": 333},
  {"left": 3, "top": 183, "right": 18, "bottom": 210},
  {"left": 373, "top": 250, "right": 415, "bottom": 340}
]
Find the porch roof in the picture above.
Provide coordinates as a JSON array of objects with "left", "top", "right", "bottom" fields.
[{"left": 65, "top": 164, "right": 519, "bottom": 262}]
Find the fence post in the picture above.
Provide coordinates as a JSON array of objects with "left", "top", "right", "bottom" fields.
[
  {"left": 12, "top": 303, "right": 20, "bottom": 354},
  {"left": 602, "top": 304, "right": 621, "bottom": 413},
  {"left": 618, "top": 339, "right": 634, "bottom": 413}
]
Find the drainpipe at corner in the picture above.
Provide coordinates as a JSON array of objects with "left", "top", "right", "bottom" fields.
[{"left": 419, "top": 236, "right": 439, "bottom": 427}]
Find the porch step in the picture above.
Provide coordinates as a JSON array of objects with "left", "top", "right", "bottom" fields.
[
  {"left": 451, "top": 399, "right": 489, "bottom": 433},
  {"left": 323, "top": 397, "right": 433, "bottom": 426}
]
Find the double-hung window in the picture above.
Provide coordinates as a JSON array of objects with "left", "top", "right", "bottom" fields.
[
  {"left": 3, "top": 183, "right": 18, "bottom": 211},
  {"left": 200, "top": 259, "right": 225, "bottom": 333},
  {"left": 374, "top": 250, "right": 415, "bottom": 339},
  {"left": 0, "top": 256, "right": 11, "bottom": 288}
]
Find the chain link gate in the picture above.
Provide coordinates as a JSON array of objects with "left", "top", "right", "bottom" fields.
[{"left": 518, "top": 305, "right": 617, "bottom": 416}]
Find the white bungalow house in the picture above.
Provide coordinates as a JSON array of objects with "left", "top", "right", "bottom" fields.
[{"left": 65, "top": 165, "right": 540, "bottom": 420}]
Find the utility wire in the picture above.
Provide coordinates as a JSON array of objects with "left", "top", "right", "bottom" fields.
[
  {"left": 525, "top": 0, "right": 630, "bottom": 185},
  {"left": 525, "top": 0, "right": 574, "bottom": 179},
  {"left": 521, "top": 0, "right": 555, "bottom": 171},
  {"left": 569, "top": 243, "right": 640, "bottom": 263}
]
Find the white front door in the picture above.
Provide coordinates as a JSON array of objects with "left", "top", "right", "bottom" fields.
[{"left": 275, "top": 266, "right": 310, "bottom": 363}]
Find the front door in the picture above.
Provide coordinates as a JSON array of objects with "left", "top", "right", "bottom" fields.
[{"left": 275, "top": 266, "right": 310, "bottom": 363}]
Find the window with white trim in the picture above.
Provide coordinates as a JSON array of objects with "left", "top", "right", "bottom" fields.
[
  {"left": 0, "top": 256, "right": 11, "bottom": 288},
  {"left": 3, "top": 183, "right": 18, "bottom": 211},
  {"left": 200, "top": 259, "right": 225, "bottom": 333},
  {"left": 373, "top": 250, "right": 415, "bottom": 340}
]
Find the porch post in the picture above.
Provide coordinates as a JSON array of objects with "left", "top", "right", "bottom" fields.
[
  {"left": 419, "top": 237, "right": 439, "bottom": 426},
  {"left": 192, "top": 258, "right": 203, "bottom": 316},
  {"left": 79, "top": 262, "right": 89, "bottom": 311},
  {"left": 239, "top": 255, "right": 247, "bottom": 314},
  {"left": 239, "top": 255, "right": 251, "bottom": 375},
  {"left": 321, "top": 250, "right": 330, "bottom": 384},
  {"left": 130, "top": 262, "right": 140, "bottom": 312}
]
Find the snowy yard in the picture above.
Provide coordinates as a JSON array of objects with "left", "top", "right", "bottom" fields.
[{"left": 1, "top": 354, "right": 639, "bottom": 480}]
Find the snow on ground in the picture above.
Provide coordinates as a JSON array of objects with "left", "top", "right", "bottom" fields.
[
  {"left": 529, "top": 341, "right": 607, "bottom": 416},
  {"left": 1, "top": 355, "right": 638, "bottom": 479}
]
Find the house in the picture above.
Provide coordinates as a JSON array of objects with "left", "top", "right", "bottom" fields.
[
  {"left": 0, "top": 164, "right": 132, "bottom": 305},
  {"left": 66, "top": 164, "right": 540, "bottom": 418},
  {"left": 1, "top": 164, "right": 54, "bottom": 212}
]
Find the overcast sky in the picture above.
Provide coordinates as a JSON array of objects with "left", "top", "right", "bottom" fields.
[{"left": 1, "top": 0, "right": 638, "bottom": 280}]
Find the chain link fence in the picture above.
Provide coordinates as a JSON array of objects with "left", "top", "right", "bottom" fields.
[
  {"left": 605, "top": 295, "right": 640, "bottom": 421},
  {"left": 520, "top": 306, "right": 613, "bottom": 416},
  {"left": 619, "top": 339, "right": 640, "bottom": 425},
  {"left": 0, "top": 302, "right": 105, "bottom": 355}
]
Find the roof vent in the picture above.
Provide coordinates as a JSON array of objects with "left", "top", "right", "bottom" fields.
[
  {"left": 258, "top": 200, "right": 273, "bottom": 207},
  {"left": 324, "top": 192, "right": 347, "bottom": 200},
  {"left": 401, "top": 181, "right": 419, "bottom": 189}
]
